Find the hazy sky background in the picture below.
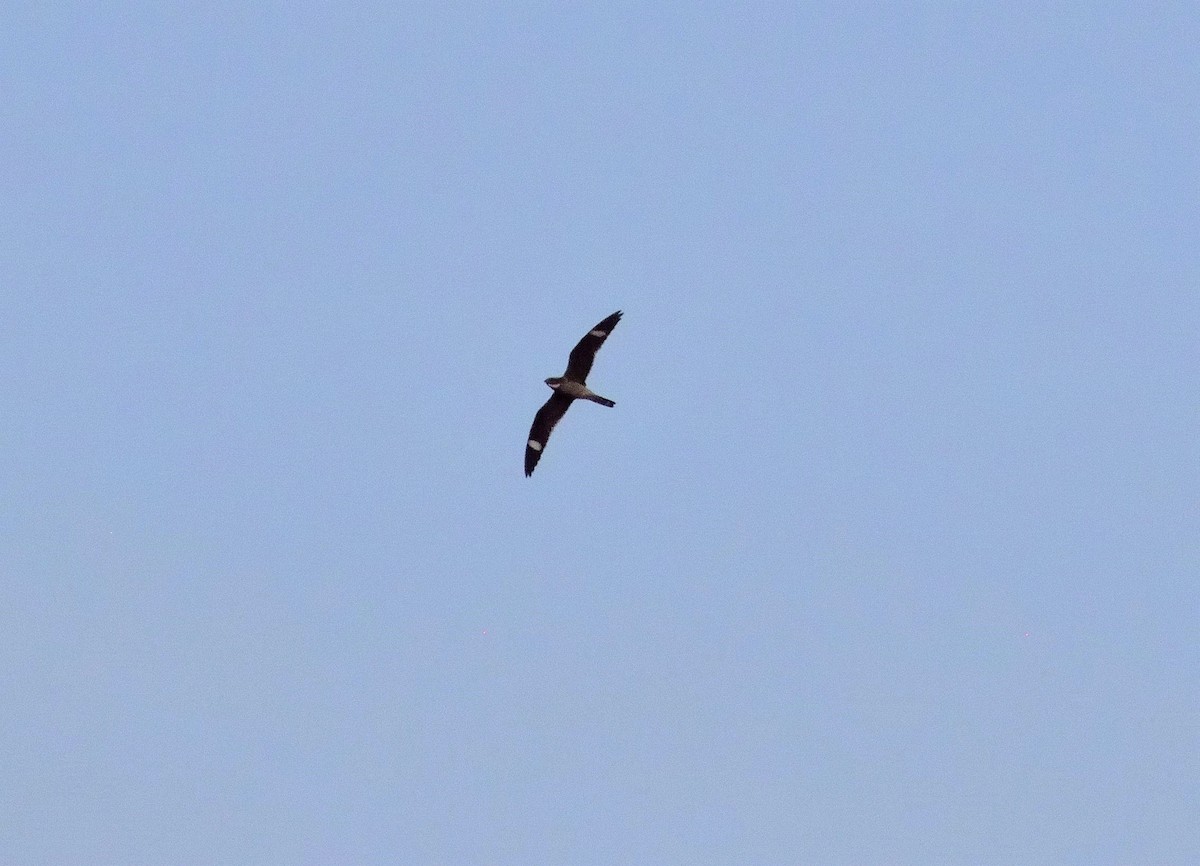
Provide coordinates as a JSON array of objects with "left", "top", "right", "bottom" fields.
[{"left": 3, "top": 3, "right": 1197, "bottom": 863}]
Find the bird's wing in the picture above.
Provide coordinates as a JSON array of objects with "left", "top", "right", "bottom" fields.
[
  {"left": 525, "top": 392, "right": 574, "bottom": 476},
  {"left": 564, "top": 310, "right": 622, "bottom": 384}
]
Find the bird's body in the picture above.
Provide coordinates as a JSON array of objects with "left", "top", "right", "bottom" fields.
[
  {"left": 525, "top": 310, "right": 622, "bottom": 476},
  {"left": 546, "top": 377, "right": 614, "bottom": 405}
]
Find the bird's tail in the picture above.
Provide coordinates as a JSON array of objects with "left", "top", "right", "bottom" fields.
[{"left": 587, "top": 394, "right": 616, "bottom": 408}]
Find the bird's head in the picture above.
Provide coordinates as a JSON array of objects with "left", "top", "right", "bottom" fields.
[{"left": 544, "top": 377, "right": 563, "bottom": 389}]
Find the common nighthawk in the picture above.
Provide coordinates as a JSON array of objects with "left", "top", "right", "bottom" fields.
[{"left": 525, "top": 310, "right": 622, "bottom": 477}]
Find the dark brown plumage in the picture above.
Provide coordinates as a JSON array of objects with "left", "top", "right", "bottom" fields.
[{"left": 525, "top": 311, "right": 622, "bottom": 476}]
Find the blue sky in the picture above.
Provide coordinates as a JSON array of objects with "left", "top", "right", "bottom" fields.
[{"left": 2, "top": 3, "right": 1197, "bottom": 863}]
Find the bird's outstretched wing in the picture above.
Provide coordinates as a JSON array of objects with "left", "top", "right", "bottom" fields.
[
  {"left": 525, "top": 392, "right": 574, "bottom": 476},
  {"left": 564, "top": 310, "right": 622, "bottom": 384}
]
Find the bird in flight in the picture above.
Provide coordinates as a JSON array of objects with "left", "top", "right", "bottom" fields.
[{"left": 525, "top": 310, "right": 622, "bottom": 476}]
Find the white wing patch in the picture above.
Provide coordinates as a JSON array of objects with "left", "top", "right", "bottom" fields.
[
  {"left": 527, "top": 439, "right": 543, "bottom": 451},
  {"left": 589, "top": 329, "right": 607, "bottom": 337}
]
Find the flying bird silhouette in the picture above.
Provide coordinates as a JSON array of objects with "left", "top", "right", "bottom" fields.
[{"left": 525, "top": 310, "right": 622, "bottom": 477}]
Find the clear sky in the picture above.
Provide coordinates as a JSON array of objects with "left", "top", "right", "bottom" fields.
[{"left": 3, "top": 4, "right": 1197, "bottom": 864}]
